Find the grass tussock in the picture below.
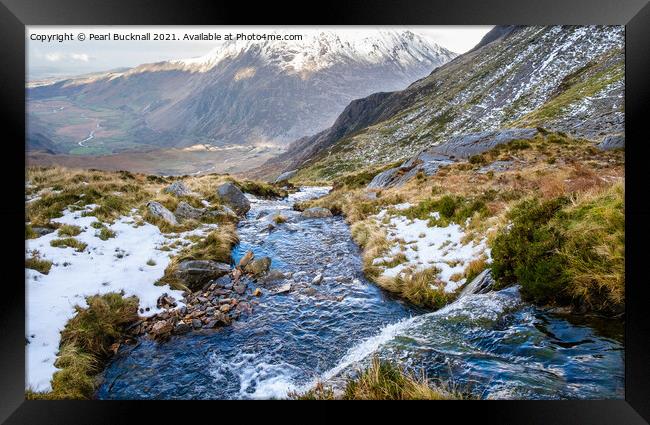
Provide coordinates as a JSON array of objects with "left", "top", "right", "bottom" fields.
[
  {"left": 291, "top": 358, "right": 462, "bottom": 400},
  {"left": 25, "top": 252, "right": 53, "bottom": 274},
  {"left": 57, "top": 224, "right": 82, "bottom": 237},
  {"left": 388, "top": 268, "right": 452, "bottom": 309},
  {"left": 27, "top": 293, "right": 139, "bottom": 399},
  {"left": 50, "top": 237, "right": 87, "bottom": 252},
  {"left": 491, "top": 183, "right": 624, "bottom": 313}
]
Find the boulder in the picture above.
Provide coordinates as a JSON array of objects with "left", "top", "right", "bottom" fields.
[
  {"left": 215, "top": 182, "right": 250, "bottom": 216},
  {"left": 244, "top": 256, "right": 272, "bottom": 276},
  {"left": 301, "top": 207, "right": 333, "bottom": 218},
  {"left": 253, "top": 288, "right": 262, "bottom": 297},
  {"left": 274, "top": 170, "right": 298, "bottom": 184},
  {"left": 163, "top": 181, "right": 192, "bottom": 197},
  {"left": 597, "top": 134, "right": 625, "bottom": 150},
  {"left": 174, "top": 201, "right": 205, "bottom": 221},
  {"left": 312, "top": 273, "right": 323, "bottom": 285},
  {"left": 458, "top": 269, "right": 495, "bottom": 299},
  {"left": 175, "top": 260, "right": 231, "bottom": 291},
  {"left": 146, "top": 201, "right": 178, "bottom": 226}
]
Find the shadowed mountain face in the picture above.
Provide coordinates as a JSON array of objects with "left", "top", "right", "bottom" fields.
[
  {"left": 253, "top": 25, "right": 624, "bottom": 181},
  {"left": 27, "top": 30, "right": 456, "bottom": 157}
]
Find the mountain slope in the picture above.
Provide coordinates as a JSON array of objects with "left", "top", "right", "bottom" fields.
[
  {"left": 257, "top": 25, "right": 624, "bottom": 181},
  {"left": 27, "top": 30, "right": 456, "bottom": 155}
]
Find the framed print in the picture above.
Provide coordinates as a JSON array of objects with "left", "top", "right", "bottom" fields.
[{"left": 1, "top": 0, "right": 649, "bottom": 423}]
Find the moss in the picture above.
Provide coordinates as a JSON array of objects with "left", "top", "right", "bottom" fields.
[{"left": 50, "top": 237, "right": 87, "bottom": 252}]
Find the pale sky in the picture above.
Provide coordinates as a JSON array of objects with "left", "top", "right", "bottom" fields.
[{"left": 27, "top": 26, "right": 493, "bottom": 80}]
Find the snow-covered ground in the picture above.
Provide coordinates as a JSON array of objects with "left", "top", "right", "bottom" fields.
[
  {"left": 371, "top": 208, "right": 490, "bottom": 293},
  {"left": 25, "top": 205, "right": 214, "bottom": 392}
]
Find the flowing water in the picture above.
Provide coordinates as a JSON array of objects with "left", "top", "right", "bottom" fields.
[{"left": 98, "top": 187, "right": 624, "bottom": 400}]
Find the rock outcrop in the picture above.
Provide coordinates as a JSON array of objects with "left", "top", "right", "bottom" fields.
[
  {"left": 368, "top": 128, "right": 538, "bottom": 189},
  {"left": 597, "top": 134, "right": 625, "bottom": 150}
]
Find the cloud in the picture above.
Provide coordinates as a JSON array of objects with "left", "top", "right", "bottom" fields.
[
  {"left": 44, "top": 53, "right": 63, "bottom": 62},
  {"left": 43, "top": 52, "right": 91, "bottom": 63},
  {"left": 70, "top": 53, "right": 90, "bottom": 62}
]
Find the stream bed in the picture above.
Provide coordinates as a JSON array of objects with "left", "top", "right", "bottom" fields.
[{"left": 97, "top": 187, "right": 624, "bottom": 400}]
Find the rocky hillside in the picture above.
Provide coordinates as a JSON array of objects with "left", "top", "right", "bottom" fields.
[
  {"left": 27, "top": 30, "right": 455, "bottom": 155},
  {"left": 256, "top": 25, "right": 624, "bottom": 181}
]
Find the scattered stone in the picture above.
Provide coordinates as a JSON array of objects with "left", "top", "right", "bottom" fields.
[
  {"left": 174, "top": 201, "right": 205, "bottom": 221},
  {"left": 253, "top": 288, "right": 262, "bottom": 297},
  {"left": 244, "top": 256, "right": 271, "bottom": 276},
  {"left": 312, "top": 273, "right": 323, "bottom": 285},
  {"left": 175, "top": 260, "right": 231, "bottom": 291},
  {"left": 275, "top": 283, "right": 292, "bottom": 294},
  {"left": 173, "top": 322, "right": 191, "bottom": 335},
  {"left": 220, "top": 304, "right": 231, "bottom": 313},
  {"left": 234, "top": 282, "right": 247, "bottom": 295},
  {"left": 150, "top": 320, "right": 173, "bottom": 340},
  {"left": 146, "top": 201, "right": 178, "bottom": 226},
  {"left": 215, "top": 182, "right": 251, "bottom": 216},
  {"left": 238, "top": 250, "right": 255, "bottom": 268},
  {"left": 301, "top": 207, "right": 333, "bottom": 218},
  {"left": 263, "top": 270, "right": 285, "bottom": 282},
  {"left": 163, "top": 181, "right": 192, "bottom": 197}
]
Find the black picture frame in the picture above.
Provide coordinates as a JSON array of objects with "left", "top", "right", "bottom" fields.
[{"left": 2, "top": 0, "right": 649, "bottom": 423}]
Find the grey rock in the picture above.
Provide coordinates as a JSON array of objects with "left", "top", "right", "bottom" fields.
[
  {"left": 244, "top": 257, "right": 272, "bottom": 276},
  {"left": 163, "top": 181, "right": 192, "bottom": 197},
  {"left": 175, "top": 260, "right": 231, "bottom": 291},
  {"left": 174, "top": 201, "right": 205, "bottom": 221},
  {"left": 312, "top": 273, "right": 323, "bottom": 285},
  {"left": 146, "top": 201, "right": 178, "bottom": 226},
  {"left": 597, "top": 134, "right": 624, "bottom": 150},
  {"left": 428, "top": 128, "right": 539, "bottom": 159},
  {"left": 173, "top": 322, "right": 191, "bottom": 335},
  {"left": 274, "top": 283, "right": 292, "bottom": 294},
  {"left": 458, "top": 269, "right": 495, "bottom": 299},
  {"left": 31, "top": 227, "right": 55, "bottom": 237},
  {"left": 367, "top": 128, "right": 537, "bottom": 189},
  {"left": 191, "top": 319, "right": 202, "bottom": 329},
  {"left": 301, "top": 207, "right": 333, "bottom": 218},
  {"left": 215, "top": 183, "right": 250, "bottom": 216},
  {"left": 274, "top": 170, "right": 298, "bottom": 184}
]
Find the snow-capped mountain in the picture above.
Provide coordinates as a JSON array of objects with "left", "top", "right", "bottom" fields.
[
  {"left": 27, "top": 30, "right": 456, "bottom": 154},
  {"left": 254, "top": 25, "right": 624, "bottom": 180}
]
